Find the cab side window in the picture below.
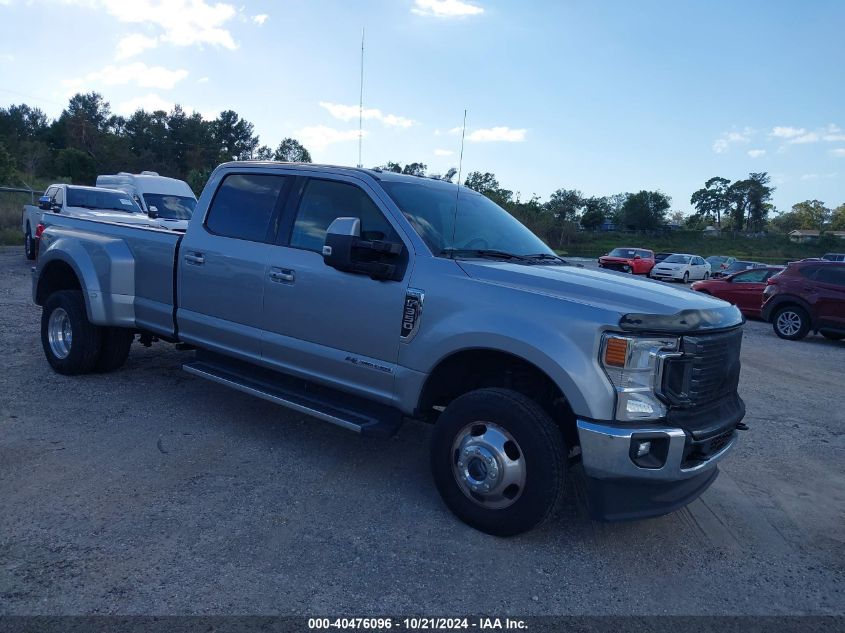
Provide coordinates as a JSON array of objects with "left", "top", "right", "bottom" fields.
[
  {"left": 53, "top": 188, "right": 63, "bottom": 206},
  {"left": 205, "top": 173, "right": 288, "bottom": 243},
  {"left": 290, "top": 179, "right": 397, "bottom": 253}
]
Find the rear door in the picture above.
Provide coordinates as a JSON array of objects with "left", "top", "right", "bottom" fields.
[
  {"left": 725, "top": 269, "right": 769, "bottom": 314},
  {"left": 260, "top": 175, "right": 411, "bottom": 404},
  {"left": 177, "top": 172, "right": 292, "bottom": 362},
  {"left": 811, "top": 266, "right": 845, "bottom": 331}
]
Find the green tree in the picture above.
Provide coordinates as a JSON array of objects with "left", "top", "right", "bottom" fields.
[
  {"left": 831, "top": 204, "right": 845, "bottom": 230},
  {"left": 619, "top": 191, "right": 670, "bottom": 230},
  {"left": 580, "top": 196, "right": 608, "bottom": 230},
  {"left": 212, "top": 110, "right": 259, "bottom": 161},
  {"left": 464, "top": 171, "right": 513, "bottom": 207},
  {"left": 690, "top": 176, "right": 731, "bottom": 227},
  {"left": 769, "top": 210, "right": 802, "bottom": 233},
  {"left": 726, "top": 172, "right": 773, "bottom": 231},
  {"left": 791, "top": 200, "right": 831, "bottom": 230},
  {"left": 0, "top": 141, "right": 15, "bottom": 183},
  {"left": 402, "top": 162, "right": 426, "bottom": 177},
  {"left": 274, "top": 137, "right": 312, "bottom": 162},
  {"left": 55, "top": 147, "right": 97, "bottom": 183}
]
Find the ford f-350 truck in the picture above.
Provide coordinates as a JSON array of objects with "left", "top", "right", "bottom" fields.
[{"left": 33, "top": 162, "right": 746, "bottom": 535}]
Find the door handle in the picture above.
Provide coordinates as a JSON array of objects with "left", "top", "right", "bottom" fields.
[
  {"left": 184, "top": 252, "right": 204, "bottom": 265},
  {"left": 269, "top": 268, "right": 295, "bottom": 283}
]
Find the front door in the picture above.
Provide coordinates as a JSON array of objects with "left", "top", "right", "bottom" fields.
[
  {"left": 178, "top": 172, "right": 292, "bottom": 362},
  {"left": 260, "top": 176, "right": 411, "bottom": 404}
]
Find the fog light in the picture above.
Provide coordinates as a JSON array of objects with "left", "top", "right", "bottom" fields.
[
  {"left": 636, "top": 441, "right": 651, "bottom": 457},
  {"left": 629, "top": 434, "right": 670, "bottom": 469}
]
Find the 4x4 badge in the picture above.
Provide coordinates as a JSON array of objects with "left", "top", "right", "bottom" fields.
[{"left": 400, "top": 288, "right": 424, "bottom": 341}]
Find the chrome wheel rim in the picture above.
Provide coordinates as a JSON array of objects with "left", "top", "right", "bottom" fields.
[
  {"left": 47, "top": 307, "right": 73, "bottom": 359},
  {"left": 451, "top": 422, "right": 527, "bottom": 509},
  {"left": 776, "top": 311, "right": 802, "bottom": 337}
]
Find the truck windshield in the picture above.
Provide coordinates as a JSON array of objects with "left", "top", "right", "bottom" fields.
[
  {"left": 142, "top": 194, "right": 196, "bottom": 220},
  {"left": 380, "top": 180, "right": 553, "bottom": 257},
  {"left": 67, "top": 188, "right": 142, "bottom": 213}
]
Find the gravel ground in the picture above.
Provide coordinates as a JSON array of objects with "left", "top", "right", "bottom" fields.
[{"left": 0, "top": 246, "right": 843, "bottom": 616}]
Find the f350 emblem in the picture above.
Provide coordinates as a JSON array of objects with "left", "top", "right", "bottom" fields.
[{"left": 400, "top": 288, "right": 424, "bottom": 342}]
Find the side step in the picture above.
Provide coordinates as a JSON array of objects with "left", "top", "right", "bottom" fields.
[{"left": 182, "top": 354, "right": 403, "bottom": 438}]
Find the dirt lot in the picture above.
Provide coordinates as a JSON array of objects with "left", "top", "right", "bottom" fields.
[{"left": 1, "top": 246, "right": 843, "bottom": 615}]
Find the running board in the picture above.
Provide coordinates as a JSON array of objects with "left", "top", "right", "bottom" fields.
[{"left": 182, "top": 356, "right": 403, "bottom": 437}]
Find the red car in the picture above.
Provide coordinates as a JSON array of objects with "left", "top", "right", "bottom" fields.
[
  {"left": 691, "top": 267, "right": 782, "bottom": 318},
  {"left": 761, "top": 261, "right": 845, "bottom": 341},
  {"left": 598, "top": 247, "right": 655, "bottom": 275}
]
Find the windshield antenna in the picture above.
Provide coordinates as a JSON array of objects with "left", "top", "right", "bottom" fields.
[
  {"left": 449, "top": 109, "right": 467, "bottom": 250},
  {"left": 357, "top": 28, "right": 365, "bottom": 168}
]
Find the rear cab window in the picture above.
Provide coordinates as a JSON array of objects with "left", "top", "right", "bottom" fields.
[{"left": 205, "top": 173, "right": 290, "bottom": 243}]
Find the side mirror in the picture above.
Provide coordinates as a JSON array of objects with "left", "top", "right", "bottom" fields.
[
  {"left": 38, "top": 195, "right": 52, "bottom": 211},
  {"left": 322, "top": 217, "right": 403, "bottom": 280},
  {"left": 148, "top": 205, "right": 159, "bottom": 219}
]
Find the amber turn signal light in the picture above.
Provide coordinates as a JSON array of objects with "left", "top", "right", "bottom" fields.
[{"left": 604, "top": 337, "right": 628, "bottom": 367}]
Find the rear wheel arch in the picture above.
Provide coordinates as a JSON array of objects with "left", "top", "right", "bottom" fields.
[{"left": 36, "top": 260, "right": 84, "bottom": 306}]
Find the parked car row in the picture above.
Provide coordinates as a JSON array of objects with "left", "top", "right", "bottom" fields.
[
  {"left": 21, "top": 172, "right": 196, "bottom": 260},
  {"left": 597, "top": 247, "right": 844, "bottom": 343}
]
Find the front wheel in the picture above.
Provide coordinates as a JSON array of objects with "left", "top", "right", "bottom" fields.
[
  {"left": 682, "top": 271, "right": 689, "bottom": 283},
  {"left": 703, "top": 271, "right": 710, "bottom": 280},
  {"left": 24, "top": 225, "right": 36, "bottom": 260},
  {"left": 772, "top": 305, "right": 810, "bottom": 341},
  {"left": 430, "top": 388, "right": 566, "bottom": 536},
  {"left": 41, "top": 290, "right": 102, "bottom": 375}
]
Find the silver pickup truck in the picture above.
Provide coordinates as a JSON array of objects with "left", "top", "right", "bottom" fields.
[{"left": 33, "top": 162, "right": 746, "bottom": 535}]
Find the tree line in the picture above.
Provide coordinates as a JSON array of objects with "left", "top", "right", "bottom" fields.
[
  {"left": 0, "top": 92, "right": 311, "bottom": 195},
  {"left": 1, "top": 92, "right": 842, "bottom": 243}
]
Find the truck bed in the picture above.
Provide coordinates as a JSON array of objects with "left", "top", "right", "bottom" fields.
[{"left": 36, "top": 214, "right": 182, "bottom": 338}]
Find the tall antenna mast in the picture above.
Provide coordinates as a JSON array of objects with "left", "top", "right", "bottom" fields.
[
  {"left": 449, "top": 109, "right": 467, "bottom": 250},
  {"left": 357, "top": 28, "right": 365, "bottom": 168}
]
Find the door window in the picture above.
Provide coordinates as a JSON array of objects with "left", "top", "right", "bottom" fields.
[
  {"left": 813, "top": 267, "right": 845, "bottom": 287},
  {"left": 290, "top": 178, "right": 397, "bottom": 253},
  {"left": 205, "top": 173, "right": 288, "bottom": 243},
  {"left": 733, "top": 269, "right": 768, "bottom": 283},
  {"left": 53, "top": 188, "right": 63, "bottom": 206}
]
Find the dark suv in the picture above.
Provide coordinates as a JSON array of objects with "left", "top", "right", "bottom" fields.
[{"left": 761, "top": 261, "right": 845, "bottom": 341}]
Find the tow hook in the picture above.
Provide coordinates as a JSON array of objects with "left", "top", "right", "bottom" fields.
[{"left": 736, "top": 422, "right": 749, "bottom": 431}]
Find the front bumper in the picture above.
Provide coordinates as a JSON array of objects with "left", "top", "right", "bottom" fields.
[
  {"left": 576, "top": 419, "right": 736, "bottom": 521},
  {"left": 649, "top": 268, "right": 682, "bottom": 280}
]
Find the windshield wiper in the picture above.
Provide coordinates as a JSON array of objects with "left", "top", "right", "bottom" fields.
[{"left": 440, "top": 248, "right": 532, "bottom": 262}]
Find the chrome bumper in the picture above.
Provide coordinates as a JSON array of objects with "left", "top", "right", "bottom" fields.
[{"left": 576, "top": 419, "right": 736, "bottom": 481}]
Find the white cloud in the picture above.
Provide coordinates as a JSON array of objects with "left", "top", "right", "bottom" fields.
[
  {"left": 63, "top": 62, "right": 189, "bottom": 92},
  {"left": 295, "top": 125, "right": 365, "bottom": 151},
  {"left": 434, "top": 148, "right": 454, "bottom": 156},
  {"left": 71, "top": 0, "right": 239, "bottom": 50},
  {"left": 789, "top": 132, "right": 819, "bottom": 144},
  {"left": 801, "top": 172, "right": 838, "bottom": 180},
  {"left": 747, "top": 149, "right": 766, "bottom": 158},
  {"left": 197, "top": 76, "right": 210, "bottom": 83},
  {"left": 115, "top": 33, "right": 159, "bottom": 60},
  {"left": 252, "top": 14, "right": 268, "bottom": 25},
  {"left": 116, "top": 93, "right": 175, "bottom": 114},
  {"left": 411, "top": 0, "right": 484, "bottom": 17},
  {"left": 712, "top": 128, "right": 752, "bottom": 153},
  {"left": 830, "top": 149, "right": 845, "bottom": 157},
  {"left": 771, "top": 126, "right": 806, "bottom": 139},
  {"left": 800, "top": 174, "right": 819, "bottom": 180},
  {"left": 467, "top": 126, "right": 526, "bottom": 142},
  {"left": 318, "top": 101, "right": 418, "bottom": 128}
]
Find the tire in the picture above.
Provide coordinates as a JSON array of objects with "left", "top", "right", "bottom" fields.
[
  {"left": 430, "top": 388, "right": 566, "bottom": 537},
  {"left": 772, "top": 305, "right": 810, "bottom": 341},
  {"left": 682, "top": 271, "right": 689, "bottom": 283},
  {"left": 821, "top": 331, "right": 844, "bottom": 341},
  {"left": 41, "top": 290, "right": 102, "bottom": 375},
  {"left": 94, "top": 327, "right": 134, "bottom": 372},
  {"left": 24, "top": 224, "right": 36, "bottom": 260},
  {"left": 703, "top": 272, "right": 710, "bottom": 280}
]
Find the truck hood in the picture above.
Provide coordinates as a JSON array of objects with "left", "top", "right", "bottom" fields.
[{"left": 457, "top": 260, "right": 731, "bottom": 318}]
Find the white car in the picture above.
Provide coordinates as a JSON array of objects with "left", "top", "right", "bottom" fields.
[{"left": 649, "top": 253, "right": 711, "bottom": 283}]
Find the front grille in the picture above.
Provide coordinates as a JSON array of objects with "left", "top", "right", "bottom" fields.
[
  {"left": 661, "top": 327, "right": 742, "bottom": 408},
  {"left": 602, "top": 262, "right": 629, "bottom": 272}
]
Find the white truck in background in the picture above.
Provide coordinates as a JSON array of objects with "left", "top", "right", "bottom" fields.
[
  {"left": 21, "top": 184, "right": 158, "bottom": 259},
  {"left": 96, "top": 171, "right": 196, "bottom": 232}
]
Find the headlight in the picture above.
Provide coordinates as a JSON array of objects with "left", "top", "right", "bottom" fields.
[{"left": 600, "top": 334, "right": 680, "bottom": 421}]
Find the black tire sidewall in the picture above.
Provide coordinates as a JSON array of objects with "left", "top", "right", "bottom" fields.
[
  {"left": 41, "top": 290, "right": 102, "bottom": 375},
  {"left": 430, "top": 388, "right": 565, "bottom": 537},
  {"left": 772, "top": 305, "right": 810, "bottom": 340},
  {"left": 24, "top": 225, "right": 35, "bottom": 260}
]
